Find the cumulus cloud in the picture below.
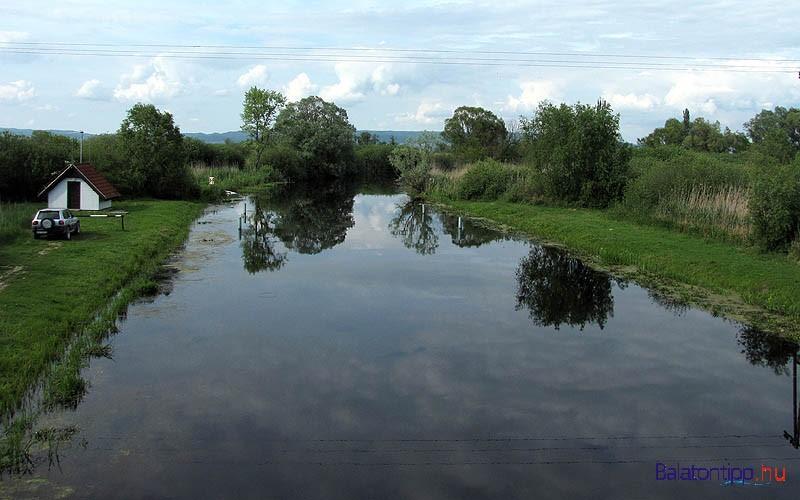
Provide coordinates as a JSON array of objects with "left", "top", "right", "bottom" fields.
[
  {"left": 284, "top": 73, "right": 318, "bottom": 101},
  {"left": 75, "top": 79, "right": 110, "bottom": 100},
  {"left": 237, "top": 65, "right": 269, "bottom": 87},
  {"left": 114, "top": 57, "right": 183, "bottom": 102},
  {"left": 0, "top": 31, "right": 28, "bottom": 43},
  {"left": 603, "top": 92, "right": 660, "bottom": 110},
  {"left": 662, "top": 72, "right": 734, "bottom": 115},
  {"left": 397, "top": 100, "right": 449, "bottom": 126},
  {"left": 503, "top": 80, "right": 560, "bottom": 112},
  {"left": 320, "top": 62, "right": 405, "bottom": 104},
  {"left": 0, "top": 80, "right": 35, "bottom": 101}
]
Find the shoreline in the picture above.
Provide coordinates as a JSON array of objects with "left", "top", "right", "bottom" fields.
[{"left": 428, "top": 197, "right": 800, "bottom": 341}]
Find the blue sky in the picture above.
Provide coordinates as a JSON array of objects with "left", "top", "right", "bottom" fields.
[{"left": 1, "top": 0, "right": 798, "bottom": 141}]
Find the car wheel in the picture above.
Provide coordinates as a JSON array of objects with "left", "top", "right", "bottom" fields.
[
  {"left": 33, "top": 232, "right": 40, "bottom": 240},
  {"left": 65, "top": 227, "right": 71, "bottom": 240}
]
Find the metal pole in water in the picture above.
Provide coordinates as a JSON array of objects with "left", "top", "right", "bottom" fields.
[{"left": 422, "top": 204, "right": 425, "bottom": 215}]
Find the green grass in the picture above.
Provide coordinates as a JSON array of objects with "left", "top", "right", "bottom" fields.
[
  {"left": 431, "top": 197, "right": 800, "bottom": 339},
  {"left": 0, "top": 199, "right": 204, "bottom": 417},
  {"left": 0, "top": 203, "right": 39, "bottom": 244}
]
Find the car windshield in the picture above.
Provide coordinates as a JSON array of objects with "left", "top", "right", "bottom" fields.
[{"left": 38, "top": 210, "right": 60, "bottom": 219}]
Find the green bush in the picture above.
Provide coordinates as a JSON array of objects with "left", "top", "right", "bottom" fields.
[
  {"left": 430, "top": 152, "right": 456, "bottom": 171},
  {"left": 262, "top": 145, "right": 303, "bottom": 180},
  {"left": 622, "top": 147, "right": 750, "bottom": 215},
  {"left": 504, "top": 167, "right": 547, "bottom": 204},
  {"left": 389, "top": 146, "right": 431, "bottom": 198},
  {"left": 521, "top": 100, "right": 631, "bottom": 207},
  {"left": 750, "top": 162, "right": 800, "bottom": 250},
  {"left": 354, "top": 143, "right": 397, "bottom": 179},
  {"left": 455, "top": 159, "right": 514, "bottom": 200}
]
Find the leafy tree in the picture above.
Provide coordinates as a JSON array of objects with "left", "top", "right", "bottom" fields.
[
  {"left": 745, "top": 106, "right": 800, "bottom": 163},
  {"left": 118, "top": 103, "right": 193, "bottom": 198},
  {"left": 406, "top": 130, "right": 446, "bottom": 154},
  {"left": 357, "top": 131, "right": 380, "bottom": 145},
  {"left": 521, "top": 100, "right": 631, "bottom": 207},
  {"left": 83, "top": 133, "right": 128, "bottom": 191},
  {"left": 638, "top": 118, "right": 688, "bottom": 148},
  {"left": 442, "top": 106, "right": 507, "bottom": 161},
  {"left": 389, "top": 146, "right": 431, "bottom": 197},
  {"left": 0, "top": 131, "right": 78, "bottom": 201},
  {"left": 640, "top": 109, "right": 749, "bottom": 153},
  {"left": 241, "top": 87, "right": 286, "bottom": 169},
  {"left": 273, "top": 96, "right": 356, "bottom": 179}
]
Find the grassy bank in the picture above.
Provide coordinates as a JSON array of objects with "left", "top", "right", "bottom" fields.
[
  {"left": 430, "top": 197, "right": 800, "bottom": 339},
  {"left": 0, "top": 200, "right": 204, "bottom": 417}
]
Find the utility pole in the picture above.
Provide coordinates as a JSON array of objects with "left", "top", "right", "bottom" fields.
[{"left": 79, "top": 130, "right": 84, "bottom": 163}]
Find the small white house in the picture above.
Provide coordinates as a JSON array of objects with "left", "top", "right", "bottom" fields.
[{"left": 39, "top": 163, "right": 120, "bottom": 210}]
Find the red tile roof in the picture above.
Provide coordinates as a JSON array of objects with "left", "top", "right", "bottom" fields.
[{"left": 39, "top": 163, "right": 121, "bottom": 200}]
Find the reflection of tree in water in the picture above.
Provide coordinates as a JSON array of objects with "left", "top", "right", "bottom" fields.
[
  {"left": 737, "top": 325, "right": 799, "bottom": 375},
  {"left": 647, "top": 290, "right": 689, "bottom": 316},
  {"left": 389, "top": 201, "right": 439, "bottom": 255},
  {"left": 241, "top": 209, "right": 287, "bottom": 274},
  {"left": 439, "top": 213, "right": 504, "bottom": 248},
  {"left": 515, "top": 246, "right": 615, "bottom": 330},
  {"left": 241, "top": 182, "right": 356, "bottom": 273},
  {"left": 267, "top": 183, "right": 356, "bottom": 254}
]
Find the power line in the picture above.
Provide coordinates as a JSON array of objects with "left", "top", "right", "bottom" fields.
[
  {"left": 0, "top": 48, "right": 795, "bottom": 74},
  {"left": 5, "top": 40, "right": 800, "bottom": 63},
  {"left": 1, "top": 45, "right": 796, "bottom": 71}
]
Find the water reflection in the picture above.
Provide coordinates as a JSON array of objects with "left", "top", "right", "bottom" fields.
[
  {"left": 738, "top": 326, "right": 799, "bottom": 376},
  {"left": 388, "top": 201, "right": 439, "bottom": 255},
  {"left": 241, "top": 209, "right": 287, "bottom": 273},
  {"left": 440, "top": 213, "right": 504, "bottom": 248},
  {"left": 515, "top": 246, "right": 615, "bottom": 330},
  {"left": 240, "top": 183, "right": 357, "bottom": 272}
]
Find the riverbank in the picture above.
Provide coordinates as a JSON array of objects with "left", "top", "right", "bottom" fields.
[
  {"left": 0, "top": 200, "right": 204, "bottom": 417},
  {"left": 430, "top": 197, "right": 800, "bottom": 340}
]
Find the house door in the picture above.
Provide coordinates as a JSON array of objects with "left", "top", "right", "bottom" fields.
[{"left": 67, "top": 181, "right": 81, "bottom": 209}]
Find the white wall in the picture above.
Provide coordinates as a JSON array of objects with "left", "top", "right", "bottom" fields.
[{"left": 47, "top": 178, "right": 105, "bottom": 210}]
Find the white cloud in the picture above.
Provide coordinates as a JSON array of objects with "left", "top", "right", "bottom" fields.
[
  {"left": 237, "top": 65, "right": 269, "bottom": 88},
  {"left": 213, "top": 89, "right": 230, "bottom": 96},
  {"left": 284, "top": 73, "right": 317, "bottom": 101},
  {"left": 0, "top": 80, "right": 35, "bottom": 101},
  {"left": 503, "top": 80, "right": 560, "bottom": 112},
  {"left": 0, "top": 31, "right": 28, "bottom": 43},
  {"left": 663, "top": 72, "right": 733, "bottom": 115},
  {"left": 75, "top": 79, "right": 109, "bottom": 100},
  {"left": 397, "top": 100, "right": 449, "bottom": 126},
  {"left": 114, "top": 57, "right": 183, "bottom": 102},
  {"left": 320, "top": 62, "right": 405, "bottom": 104},
  {"left": 603, "top": 92, "right": 660, "bottom": 110}
]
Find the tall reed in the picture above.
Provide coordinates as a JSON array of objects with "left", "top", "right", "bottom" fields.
[{"left": 653, "top": 185, "right": 752, "bottom": 241}]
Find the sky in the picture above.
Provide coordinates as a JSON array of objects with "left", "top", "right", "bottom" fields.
[{"left": 1, "top": 0, "right": 799, "bottom": 141}]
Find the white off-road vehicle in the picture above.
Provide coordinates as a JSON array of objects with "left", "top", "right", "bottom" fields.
[{"left": 31, "top": 208, "right": 81, "bottom": 240}]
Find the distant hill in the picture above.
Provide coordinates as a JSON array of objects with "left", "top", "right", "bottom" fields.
[
  {"left": 1, "top": 127, "right": 436, "bottom": 145},
  {"left": 0, "top": 127, "right": 98, "bottom": 140},
  {"left": 184, "top": 131, "right": 248, "bottom": 143}
]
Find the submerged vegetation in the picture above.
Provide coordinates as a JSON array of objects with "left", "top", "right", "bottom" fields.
[{"left": 0, "top": 200, "right": 203, "bottom": 417}]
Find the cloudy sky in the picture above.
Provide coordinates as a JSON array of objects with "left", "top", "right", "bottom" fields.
[{"left": 1, "top": 0, "right": 798, "bottom": 141}]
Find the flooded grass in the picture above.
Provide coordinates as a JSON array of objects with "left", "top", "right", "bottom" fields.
[
  {"left": 431, "top": 197, "right": 800, "bottom": 339},
  {"left": 0, "top": 200, "right": 204, "bottom": 419}
]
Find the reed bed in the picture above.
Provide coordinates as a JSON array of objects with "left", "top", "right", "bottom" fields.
[{"left": 653, "top": 185, "right": 752, "bottom": 241}]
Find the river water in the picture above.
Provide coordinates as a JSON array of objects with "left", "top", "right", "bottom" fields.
[{"left": 6, "top": 183, "right": 800, "bottom": 498}]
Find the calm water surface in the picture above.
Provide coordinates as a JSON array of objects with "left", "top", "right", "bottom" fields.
[{"left": 7, "top": 183, "right": 800, "bottom": 499}]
